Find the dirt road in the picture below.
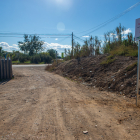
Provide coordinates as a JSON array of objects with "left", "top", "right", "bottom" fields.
[{"left": 0, "top": 66, "right": 140, "bottom": 140}]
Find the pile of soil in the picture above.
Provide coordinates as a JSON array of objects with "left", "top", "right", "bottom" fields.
[{"left": 53, "top": 54, "right": 138, "bottom": 97}]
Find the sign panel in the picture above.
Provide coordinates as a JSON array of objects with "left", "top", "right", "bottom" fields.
[{"left": 135, "top": 18, "right": 140, "bottom": 41}]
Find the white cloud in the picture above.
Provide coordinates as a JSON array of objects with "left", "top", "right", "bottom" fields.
[
  {"left": 0, "top": 42, "right": 19, "bottom": 52},
  {"left": 43, "top": 42, "right": 71, "bottom": 51},
  {"left": 43, "top": 42, "right": 71, "bottom": 54},
  {"left": 121, "top": 28, "right": 131, "bottom": 35},
  {"left": 55, "top": 38, "right": 58, "bottom": 40},
  {"left": 82, "top": 36, "right": 90, "bottom": 38}
]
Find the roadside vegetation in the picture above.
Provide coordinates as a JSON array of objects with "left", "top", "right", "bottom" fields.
[
  {"left": 63, "top": 24, "right": 138, "bottom": 61},
  {"left": 46, "top": 23, "right": 138, "bottom": 71},
  {"left": 45, "top": 24, "right": 139, "bottom": 97}
]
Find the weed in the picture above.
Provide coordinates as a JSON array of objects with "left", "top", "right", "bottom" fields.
[
  {"left": 126, "top": 62, "right": 137, "bottom": 71},
  {"left": 100, "top": 58, "right": 116, "bottom": 65},
  {"left": 100, "top": 55, "right": 115, "bottom": 65},
  {"left": 107, "top": 55, "right": 114, "bottom": 60}
]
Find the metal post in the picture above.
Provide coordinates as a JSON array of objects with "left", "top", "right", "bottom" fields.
[
  {"left": 72, "top": 32, "right": 73, "bottom": 58},
  {"left": 136, "top": 40, "right": 140, "bottom": 106}
]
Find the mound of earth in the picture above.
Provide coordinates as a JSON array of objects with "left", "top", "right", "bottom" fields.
[{"left": 53, "top": 54, "right": 138, "bottom": 97}]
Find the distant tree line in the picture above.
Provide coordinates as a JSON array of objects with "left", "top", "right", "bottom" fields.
[{"left": 0, "top": 35, "right": 59, "bottom": 64}]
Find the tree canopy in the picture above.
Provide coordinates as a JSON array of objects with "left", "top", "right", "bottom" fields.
[
  {"left": 47, "top": 49, "right": 56, "bottom": 59},
  {"left": 18, "top": 34, "right": 44, "bottom": 55}
]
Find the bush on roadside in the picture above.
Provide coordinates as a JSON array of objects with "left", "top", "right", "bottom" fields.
[
  {"left": 30, "top": 55, "right": 41, "bottom": 64},
  {"left": 39, "top": 54, "right": 52, "bottom": 64},
  {"left": 30, "top": 54, "right": 52, "bottom": 64},
  {"left": 110, "top": 45, "right": 138, "bottom": 57}
]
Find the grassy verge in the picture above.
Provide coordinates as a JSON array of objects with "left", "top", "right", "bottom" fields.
[
  {"left": 12, "top": 61, "right": 46, "bottom": 65},
  {"left": 24, "top": 61, "right": 31, "bottom": 64},
  {"left": 12, "top": 61, "right": 20, "bottom": 64}
]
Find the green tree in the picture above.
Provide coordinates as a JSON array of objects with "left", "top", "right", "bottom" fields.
[
  {"left": 18, "top": 34, "right": 44, "bottom": 56},
  {"left": 47, "top": 49, "right": 56, "bottom": 59}
]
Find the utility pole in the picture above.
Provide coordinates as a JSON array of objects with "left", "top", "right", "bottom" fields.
[{"left": 72, "top": 32, "right": 73, "bottom": 58}]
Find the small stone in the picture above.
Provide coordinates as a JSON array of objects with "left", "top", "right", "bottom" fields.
[{"left": 83, "top": 131, "right": 88, "bottom": 134}]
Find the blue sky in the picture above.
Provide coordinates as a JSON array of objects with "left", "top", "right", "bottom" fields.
[{"left": 0, "top": 0, "right": 140, "bottom": 54}]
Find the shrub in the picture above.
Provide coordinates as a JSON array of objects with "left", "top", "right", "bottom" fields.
[
  {"left": 30, "top": 55, "right": 41, "bottom": 64},
  {"left": 100, "top": 55, "right": 115, "bottom": 65},
  {"left": 19, "top": 55, "right": 27, "bottom": 63},
  {"left": 30, "top": 54, "right": 52, "bottom": 64},
  {"left": 110, "top": 45, "right": 138, "bottom": 57},
  {"left": 39, "top": 54, "right": 52, "bottom": 63},
  {"left": 100, "top": 58, "right": 116, "bottom": 65}
]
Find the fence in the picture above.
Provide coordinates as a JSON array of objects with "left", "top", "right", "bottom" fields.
[{"left": 0, "top": 57, "right": 12, "bottom": 80}]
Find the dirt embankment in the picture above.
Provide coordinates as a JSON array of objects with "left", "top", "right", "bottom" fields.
[{"left": 53, "top": 55, "right": 138, "bottom": 97}]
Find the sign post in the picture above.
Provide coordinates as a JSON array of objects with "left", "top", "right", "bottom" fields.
[{"left": 135, "top": 18, "right": 140, "bottom": 106}]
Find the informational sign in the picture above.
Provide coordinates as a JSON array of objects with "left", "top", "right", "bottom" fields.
[{"left": 135, "top": 18, "right": 140, "bottom": 41}]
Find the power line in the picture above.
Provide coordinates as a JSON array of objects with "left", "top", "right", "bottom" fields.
[
  {"left": 76, "top": 1, "right": 140, "bottom": 36},
  {"left": 0, "top": 33, "right": 71, "bottom": 38},
  {"left": 74, "top": 35, "right": 85, "bottom": 42},
  {"left": 0, "top": 36, "right": 71, "bottom": 38},
  {"left": 57, "top": 36, "right": 71, "bottom": 43},
  {"left": 0, "top": 32, "right": 71, "bottom": 35}
]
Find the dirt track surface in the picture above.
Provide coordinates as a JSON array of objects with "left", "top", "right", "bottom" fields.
[{"left": 0, "top": 66, "right": 140, "bottom": 140}]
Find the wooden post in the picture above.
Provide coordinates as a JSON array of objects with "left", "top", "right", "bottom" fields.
[
  {"left": 1, "top": 59, "right": 3, "bottom": 80},
  {"left": 7, "top": 57, "right": 9, "bottom": 79},
  {"left": 5, "top": 59, "right": 7, "bottom": 79},
  {"left": 0, "top": 59, "right": 1, "bottom": 80},
  {"left": 10, "top": 59, "right": 12, "bottom": 79},
  {"left": 3, "top": 58, "right": 6, "bottom": 79}
]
